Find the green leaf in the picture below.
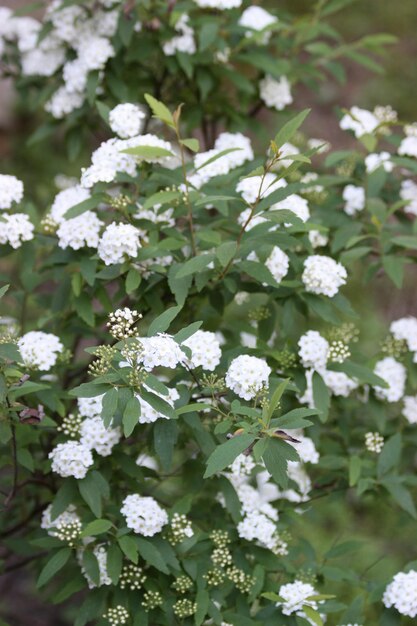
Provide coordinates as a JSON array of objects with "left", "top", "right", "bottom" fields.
[
  {"left": 327, "top": 360, "right": 388, "bottom": 388},
  {"left": 195, "top": 589, "right": 210, "bottom": 626},
  {"left": 144, "top": 93, "right": 174, "bottom": 128},
  {"left": 0, "top": 343, "right": 21, "bottom": 362},
  {"left": 154, "top": 419, "right": 178, "bottom": 471},
  {"left": 377, "top": 433, "right": 402, "bottom": 478},
  {"left": 148, "top": 305, "right": 182, "bottom": 336},
  {"left": 216, "top": 241, "right": 238, "bottom": 267},
  {"left": 174, "top": 321, "right": 203, "bottom": 344},
  {"left": 349, "top": 455, "right": 361, "bottom": 487},
  {"left": 123, "top": 395, "right": 141, "bottom": 437},
  {"left": 140, "top": 389, "right": 176, "bottom": 419},
  {"left": 69, "top": 382, "right": 110, "bottom": 398},
  {"left": 118, "top": 535, "right": 139, "bottom": 564},
  {"left": 204, "top": 434, "right": 255, "bottom": 478},
  {"left": 80, "top": 519, "right": 112, "bottom": 538},
  {"left": 176, "top": 254, "right": 215, "bottom": 278},
  {"left": 392, "top": 235, "right": 417, "bottom": 251},
  {"left": 238, "top": 260, "right": 279, "bottom": 287},
  {"left": 381, "top": 476, "right": 417, "bottom": 519},
  {"left": 181, "top": 138, "right": 200, "bottom": 152},
  {"left": 64, "top": 193, "right": 108, "bottom": 219},
  {"left": 136, "top": 537, "right": 169, "bottom": 573},
  {"left": 195, "top": 149, "right": 242, "bottom": 172},
  {"left": 264, "top": 379, "right": 290, "bottom": 421},
  {"left": 122, "top": 145, "right": 174, "bottom": 159},
  {"left": 312, "top": 371, "right": 330, "bottom": 422},
  {"left": 302, "top": 605, "right": 323, "bottom": 626},
  {"left": 125, "top": 268, "right": 142, "bottom": 294},
  {"left": 0, "top": 284, "right": 9, "bottom": 299},
  {"left": 199, "top": 21, "right": 218, "bottom": 52},
  {"left": 102, "top": 388, "right": 118, "bottom": 428},
  {"left": 382, "top": 256, "right": 406, "bottom": 288},
  {"left": 262, "top": 438, "right": 299, "bottom": 488},
  {"left": 143, "top": 190, "right": 181, "bottom": 211},
  {"left": 82, "top": 550, "right": 100, "bottom": 587},
  {"left": 78, "top": 472, "right": 104, "bottom": 517},
  {"left": 106, "top": 544, "right": 123, "bottom": 585},
  {"left": 37, "top": 548, "right": 71, "bottom": 588},
  {"left": 274, "top": 109, "right": 311, "bottom": 148}
]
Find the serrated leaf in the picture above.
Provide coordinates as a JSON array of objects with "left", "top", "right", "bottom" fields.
[
  {"left": 312, "top": 371, "right": 330, "bottom": 422},
  {"left": 136, "top": 537, "right": 169, "bottom": 573},
  {"left": 154, "top": 419, "right": 178, "bottom": 471},
  {"left": 81, "top": 519, "right": 112, "bottom": 537},
  {"left": 204, "top": 434, "right": 255, "bottom": 478},
  {"left": 148, "top": 305, "right": 182, "bottom": 336},
  {"left": 123, "top": 396, "right": 141, "bottom": 437},
  {"left": 262, "top": 438, "right": 298, "bottom": 488},
  {"left": 37, "top": 548, "right": 71, "bottom": 588},
  {"left": 82, "top": 550, "right": 100, "bottom": 587},
  {"left": 140, "top": 389, "right": 177, "bottom": 419},
  {"left": 106, "top": 544, "right": 123, "bottom": 585},
  {"left": 144, "top": 93, "right": 174, "bottom": 127},
  {"left": 176, "top": 254, "right": 215, "bottom": 278},
  {"left": 377, "top": 433, "right": 402, "bottom": 478},
  {"left": 274, "top": 109, "right": 311, "bottom": 148},
  {"left": 118, "top": 535, "right": 139, "bottom": 564},
  {"left": 64, "top": 193, "right": 108, "bottom": 219}
]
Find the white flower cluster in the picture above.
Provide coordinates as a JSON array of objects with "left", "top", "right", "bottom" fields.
[
  {"left": 163, "top": 14, "right": 196, "bottom": 56},
  {"left": 57, "top": 211, "right": 103, "bottom": 250},
  {"left": 182, "top": 330, "right": 222, "bottom": 371},
  {"left": 138, "top": 334, "right": 185, "bottom": 371},
  {"left": 193, "top": 0, "right": 241, "bottom": 7},
  {"left": 400, "top": 180, "right": 417, "bottom": 216},
  {"left": 390, "top": 317, "right": 417, "bottom": 360},
  {"left": 97, "top": 222, "right": 141, "bottom": 265},
  {"left": 383, "top": 570, "right": 417, "bottom": 618},
  {"left": 302, "top": 255, "right": 347, "bottom": 297},
  {"left": 18, "top": 331, "right": 63, "bottom": 371},
  {"left": 0, "top": 174, "right": 24, "bottom": 210},
  {"left": 80, "top": 417, "right": 121, "bottom": 456},
  {"left": 49, "top": 441, "right": 94, "bottom": 479},
  {"left": 80, "top": 544, "right": 112, "bottom": 589},
  {"left": 365, "top": 431, "right": 384, "bottom": 453},
  {"left": 237, "top": 510, "right": 280, "bottom": 552},
  {"left": 78, "top": 395, "right": 104, "bottom": 418},
  {"left": 50, "top": 185, "right": 91, "bottom": 223},
  {"left": 265, "top": 246, "right": 290, "bottom": 284},
  {"left": 339, "top": 106, "right": 381, "bottom": 137},
  {"left": 260, "top": 75, "right": 292, "bottom": 111},
  {"left": 120, "top": 495, "right": 168, "bottom": 536},
  {"left": 272, "top": 193, "right": 310, "bottom": 224},
  {"left": 276, "top": 580, "right": 321, "bottom": 620},
  {"left": 137, "top": 386, "right": 179, "bottom": 424},
  {"left": 109, "top": 103, "right": 146, "bottom": 139},
  {"left": 373, "top": 357, "right": 406, "bottom": 402},
  {"left": 398, "top": 123, "right": 417, "bottom": 158},
  {"left": 343, "top": 185, "right": 365, "bottom": 216},
  {"left": 236, "top": 173, "right": 286, "bottom": 205},
  {"left": 0, "top": 213, "right": 35, "bottom": 249},
  {"left": 298, "top": 331, "right": 329, "bottom": 370},
  {"left": 290, "top": 435, "right": 320, "bottom": 464},
  {"left": 238, "top": 6, "right": 277, "bottom": 41},
  {"left": 365, "top": 152, "right": 393, "bottom": 173},
  {"left": 309, "top": 230, "right": 328, "bottom": 249},
  {"left": 403, "top": 395, "right": 417, "bottom": 424},
  {"left": 225, "top": 355, "right": 271, "bottom": 400},
  {"left": 190, "top": 132, "right": 253, "bottom": 188},
  {"left": 41, "top": 504, "right": 80, "bottom": 537}
]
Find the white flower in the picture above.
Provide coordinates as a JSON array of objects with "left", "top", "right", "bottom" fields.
[
  {"left": 0, "top": 214, "right": 34, "bottom": 248},
  {"left": 278, "top": 462, "right": 312, "bottom": 503},
  {"left": 41, "top": 504, "right": 80, "bottom": 536},
  {"left": 75, "top": 36, "right": 115, "bottom": 70},
  {"left": 45, "top": 86, "right": 85, "bottom": 119},
  {"left": 398, "top": 135, "right": 417, "bottom": 158},
  {"left": 18, "top": 331, "right": 63, "bottom": 371},
  {"left": 277, "top": 580, "right": 320, "bottom": 619},
  {"left": 193, "top": 0, "right": 241, "bottom": 7},
  {"left": 237, "top": 511, "right": 279, "bottom": 552},
  {"left": 228, "top": 454, "right": 256, "bottom": 483},
  {"left": 50, "top": 185, "right": 91, "bottom": 223},
  {"left": 120, "top": 495, "right": 168, "bottom": 536},
  {"left": 49, "top": 441, "right": 94, "bottom": 479},
  {"left": 97, "top": 222, "right": 141, "bottom": 265},
  {"left": 260, "top": 75, "right": 292, "bottom": 111},
  {"left": 343, "top": 185, "right": 365, "bottom": 216},
  {"left": 163, "top": 14, "right": 196, "bottom": 56},
  {"left": 109, "top": 103, "right": 146, "bottom": 139},
  {"left": 298, "top": 330, "right": 329, "bottom": 370},
  {"left": 0, "top": 174, "right": 24, "bottom": 210},
  {"left": 373, "top": 357, "right": 406, "bottom": 402},
  {"left": 63, "top": 58, "right": 89, "bottom": 93},
  {"left": 290, "top": 436, "right": 319, "bottom": 464},
  {"left": 302, "top": 255, "right": 347, "bottom": 297},
  {"left": 365, "top": 431, "right": 384, "bottom": 453},
  {"left": 365, "top": 152, "right": 393, "bottom": 173},
  {"left": 265, "top": 246, "right": 289, "bottom": 284},
  {"left": 57, "top": 211, "right": 103, "bottom": 250},
  {"left": 309, "top": 230, "right": 328, "bottom": 248},
  {"left": 79, "top": 544, "right": 112, "bottom": 588},
  {"left": 80, "top": 416, "right": 121, "bottom": 456},
  {"left": 271, "top": 193, "right": 310, "bottom": 224},
  {"left": 383, "top": 570, "right": 417, "bottom": 618},
  {"left": 400, "top": 180, "right": 417, "bottom": 216},
  {"left": 189, "top": 132, "right": 253, "bottom": 188},
  {"left": 275, "top": 142, "right": 300, "bottom": 169},
  {"left": 78, "top": 395, "right": 104, "bottom": 418},
  {"left": 239, "top": 6, "right": 277, "bottom": 41},
  {"left": 236, "top": 173, "right": 286, "bottom": 205},
  {"left": 138, "top": 334, "right": 185, "bottom": 371},
  {"left": 182, "top": 330, "right": 222, "bottom": 371},
  {"left": 390, "top": 317, "right": 417, "bottom": 352},
  {"left": 137, "top": 386, "right": 179, "bottom": 424},
  {"left": 339, "top": 106, "right": 379, "bottom": 137},
  {"left": 321, "top": 369, "right": 358, "bottom": 397},
  {"left": 225, "top": 355, "right": 271, "bottom": 400},
  {"left": 403, "top": 395, "right": 417, "bottom": 424}
]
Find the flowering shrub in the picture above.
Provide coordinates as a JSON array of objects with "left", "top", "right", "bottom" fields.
[{"left": 1, "top": 1, "right": 417, "bottom": 626}]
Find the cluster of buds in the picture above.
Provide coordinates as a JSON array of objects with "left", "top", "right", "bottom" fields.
[
  {"left": 40, "top": 214, "right": 58, "bottom": 234},
  {"left": 381, "top": 335, "right": 407, "bottom": 359},
  {"left": 173, "top": 599, "right": 197, "bottom": 618},
  {"left": 110, "top": 194, "right": 131, "bottom": 210},
  {"left": 328, "top": 340, "right": 351, "bottom": 363},
  {"left": 119, "top": 563, "right": 147, "bottom": 590},
  {"left": 142, "top": 590, "right": 163, "bottom": 611},
  {"left": 365, "top": 432, "right": 384, "bottom": 454},
  {"left": 200, "top": 373, "right": 226, "bottom": 394},
  {"left": 167, "top": 513, "right": 193, "bottom": 545},
  {"left": 297, "top": 568, "right": 318, "bottom": 585},
  {"left": 273, "top": 532, "right": 290, "bottom": 557},
  {"left": 248, "top": 306, "right": 270, "bottom": 322},
  {"left": 274, "top": 348, "right": 297, "bottom": 371},
  {"left": 121, "top": 337, "right": 145, "bottom": 367},
  {"left": 211, "top": 547, "right": 233, "bottom": 568},
  {"left": 88, "top": 345, "right": 117, "bottom": 376},
  {"left": 103, "top": 606, "right": 129, "bottom": 626},
  {"left": 327, "top": 323, "right": 359, "bottom": 344},
  {"left": 58, "top": 413, "right": 82, "bottom": 437},
  {"left": 210, "top": 529, "right": 230, "bottom": 548},
  {"left": 55, "top": 520, "right": 82, "bottom": 547},
  {"left": 226, "top": 566, "right": 254, "bottom": 594},
  {"left": 204, "top": 568, "right": 226, "bottom": 587},
  {"left": 107, "top": 308, "right": 142, "bottom": 340},
  {"left": 172, "top": 575, "right": 193, "bottom": 594}
]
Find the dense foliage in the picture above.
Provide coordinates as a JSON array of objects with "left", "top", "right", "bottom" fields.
[{"left": 1, "top": 1, "right": 417, "bottom": 626}]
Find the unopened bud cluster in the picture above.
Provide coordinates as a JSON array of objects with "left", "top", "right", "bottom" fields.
[
  {"left": 297, "top": 568, "right": 318, "bottom": 585},
  {"left": 167, "top": 513, "right": 193, "bottom": 545},
  {"left": 58, "top": 413, "right": 82, "bottom": 437},
  {"left": 88, "top": 345, "right": 117, "bottom": 375},
  {"left": 201, "top": 373, "right": 226, "bottom": 393},
  {"left": 119, "top": 563, "right": 147, "bottom": 590},
  {"left": 40, "top": 215, "right": 58, "bottom": 234},
  {"left": 142, "top": 590, "right": 163, "bottom": 611},
  {"left": 211, "top": 547, "right": 233, "bottom": 568},
  {"left": 110, "top": 194, "right": 130, "bottom": 210},
  {"left": 365, "top": 431, "right": 384, "bottom": 453},
  {"left": 248, "top": 306, "right": 270, "bottom": 322},
  {"left": 328, "top": 340, "right": 350, "bottom": 363},
  {"left": 173, "top": 598, "right": 197, "bottom": 618},
  {"left": 274, "top": 349, "right": 297, "bottom": 371},
  {"left": 55, "top": 520, "right": 82, "bottom": 546},
  {"left": 226, "top": 566, "right": 254, "bottom": 593},
  {"left": 104, "top": 606, "right": 129, "bottom": 626},
  {"left": 172, "top": 575, "right": 193, "bottom": 593},
  {"left": 210, "top": 529, "right": 230, "bottom": 548},
  {"left": 381, "top": 335, "right": 407, "bottom": 359},
  {"left": 204, "top": 567, "right": 226, "bottom": 587},
  {"left": 107, "top": 308, "right": 142, "bottom": 340}
]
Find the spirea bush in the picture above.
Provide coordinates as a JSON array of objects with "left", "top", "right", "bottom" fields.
[{"left": 1, "top": 1, "right": 417, "bottom": 625}]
